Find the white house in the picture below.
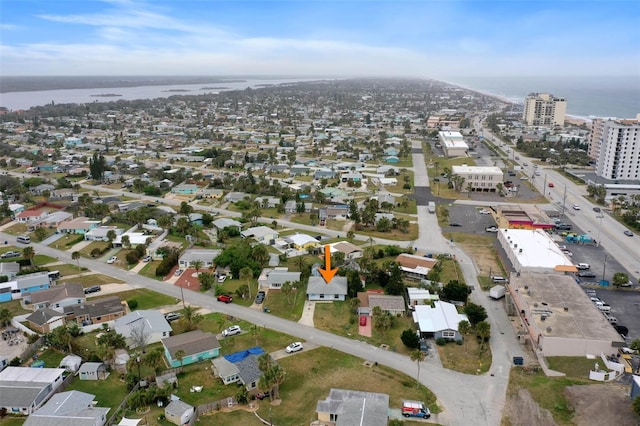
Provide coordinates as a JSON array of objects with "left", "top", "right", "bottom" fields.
[
  {"left": 412, "top": 301, "right": 468, "bottom": 342},
  {"left": 241, "top": 226, "right": 278, "bottom": 244},
  {"left": 178, "top": 249, "right": 221, "bottom": 269},
  {"left": 257, "top": 267, "right": 301, "bottom": 289},
  {"left": 23, "top": 390, "right": 110, "bottom": 426},
  {"left": 307, "top": 276, "right": 348, "bottom": 302},
  {"left": 406, "top": 287, "right": 440, "bottom": 308},
  {"left": 0, "top": 367, "right": 66, "bottom": 415},
  {"left": 113, "top": 310, "right": 172, "bottom": 348}
]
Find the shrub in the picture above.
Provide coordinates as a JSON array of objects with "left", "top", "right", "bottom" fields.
[
  {"left": 401, "top": 328, "right": 420, "bottom": 349},
  {"left": 90, "top": 248, "right": 103, "bottom": 258},
  {"left": 126, "top": 250, "right": 141, "bottom": 265},
  {"left": 435, "top": 337, "right": 447, "bottom": 346},
  {"left": 127, "top": 299, "right": 138, "bottom": 310}
]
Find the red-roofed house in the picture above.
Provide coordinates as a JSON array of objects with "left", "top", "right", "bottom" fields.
[{"left": 16, "top": 209, "right": 48, "bottom": 223}]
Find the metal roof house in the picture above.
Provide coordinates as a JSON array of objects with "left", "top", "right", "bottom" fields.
[
  {"left": 161, "top": 330, "right": 220, "bottom": 368},
  {"left": 23, "top": 390, "right": 110, "bottom": 426},
  {"left": 113, "top": 310, "right": 172, "bottom": 348},
  {"left": 316, "top": 388, "right": 389, "bottom": 426},
  {"left": 307, "top": 276, "right": 348, "bottom": 302},
  {"left": 0, "top": 367, "right": 66, "bottom": 415}
]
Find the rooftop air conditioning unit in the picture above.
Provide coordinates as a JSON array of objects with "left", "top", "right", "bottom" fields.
[{"left": 519, "top": 249, "right": 523, "bottom": 253}]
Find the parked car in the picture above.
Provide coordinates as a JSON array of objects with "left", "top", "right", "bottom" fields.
[
  {"left": 575, "top": 263, "right": 590, "bottom": 270},
  {"left": 620, "top": 281, "right": 634, "bottom": 288},
  {"left": 614, "top": 325, "right": 628, "bottom": 337},
  {"left": 217, "top": 274, "right": 227, "bottom": 283},
  {"left": 593, "top": 207, "right": 601, "bottom": 212},
  {"left": 164, "top": 312, "right": 182, "bottom": 322},
  {"left": 107, "top": 256, "right": 118, "bottom": 264},
  {"left": 285, "top": 342, "right": 303, "bottom": 353},
  {"left": 572, "top": 204, "right": 581, "bottom": 210},
  {"left": 548, "top": 182, "right": 555, "bottom": 187},
  {"left": 254, "top": 391, "right": 272, "bottom": 400},
  {"left": 0, "top": 251, "right": 20, "bottom": 259},
  {"left": 255, "top": 291, "right": 266, "bottom": 304},
  {"left": 624, "top": 230, "right": 634, "bottom": 237},
  {"left": 217, "top": 294, "right": 233, "bottom": 303},
  {"left": 84, "top": 285, "right": 101, "bottom": 294},
  {"left": 359, "top": 316, "right": 367, "bottom": 326},
  {"left": 142, "top": 255, "right": 152, "bottom": 262},
  {"left": 222, "top": 325, "right": 241, "bottom": 337},
  {"left": 578, "top": 271, "right": 597, "bottom": 278},
  {"left": 485, "top": 226, "right": 498, "bottom": 233},
  {"left": 174, "top": 269, "right": 184, "bottom": 276},
  {"left": 448, "top": 222, "right": 462, "bottom": 227},
  {"left": 478, "top": 209, "right": 490, "bottom": 215}
]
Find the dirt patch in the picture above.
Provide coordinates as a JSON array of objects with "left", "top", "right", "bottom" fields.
[
  {"left": 503, "top": 388, "right": 557, "bottom": 426},
  {"left": 565, "top": 384, "right": 639, "bottom": 426}
]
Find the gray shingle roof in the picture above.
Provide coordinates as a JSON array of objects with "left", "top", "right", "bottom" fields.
[
  {"left": 26, "top": 308, "right": 64, "bottom": 326},
  {"left": 307, "top": 276, "right": 348, "bottom": 296},
  {"left": 162, "top": 330, "right": 220, "bottom": 358}
]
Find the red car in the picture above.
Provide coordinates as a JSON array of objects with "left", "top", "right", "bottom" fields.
[
  {"left": 359, "top": 316, "right": 367, "bottom": 326},
  {"left": 217, "top": 294, "right": 233, "bottom": 303},
  {"left": 548, "top": 182, "right": 555, "bottom": 188}
]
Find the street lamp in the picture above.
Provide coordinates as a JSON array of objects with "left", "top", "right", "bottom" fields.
[
  {"left": 136, "top": 356, "right": 141, "bottom": 383},
  {"left": 602, "top": 253, "right": 608, "bottom": 285},
  {"left": 595, "top": 215, "right": 604, "bottom": 247}
]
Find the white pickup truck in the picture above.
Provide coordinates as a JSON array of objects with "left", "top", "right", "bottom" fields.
[{"left": 594, "top": 301, "right": 611, "bottom": 312}]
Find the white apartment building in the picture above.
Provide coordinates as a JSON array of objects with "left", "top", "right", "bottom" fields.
[
  {"left": 451, "top": 165, "right": 503, "bottom": 192},
  {"left": 522, "top": 93, "right": 567, "bottom": 126},
  {"left": 592, "top": 117, "right": 640, "bottom": 180},
  {"left": 438, "top": 131, "right": 468, "bottom": 157}
]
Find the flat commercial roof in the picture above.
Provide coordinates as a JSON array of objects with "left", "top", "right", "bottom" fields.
[
  {"left": 452, "top": 165, "right": 503, "bottom": 175},
  {"left": 511, "top": 273, "right": 623, "bottom": 342},
  {"left": 499, "top": 228, "right": 573, "bottom": 269}
]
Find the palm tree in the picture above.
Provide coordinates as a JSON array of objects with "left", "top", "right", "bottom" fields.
[
  {"left": 181, "top": 305, "right": 202, "bottom": 331},
  {"left": 410, "top": 349, "right": 426, "bottom": 388},
  {"left": 121, "top": 235, "right": 130, "bottom": 249},
  {"left": 174, "top": 349, "right": 186, "bottom": 370},
  {"left": 144, "top": 348, "right": 165, "bottom": 375},
  {"left": 458, "top": 320, "right": 471, "bottom": 354},
  {"left": 22, "top": 246, "right": 35, "bottom": 266},
  {"left": 190, "top": 259, "right": 203, "bottom": 276},
  {"left": 239, "top": 266, "right": 254, "bottom": 300},
  {"left": 281, "top": 281, "right": 293, "bottom": 306},
  {"left": 475, "top": 321, "right": 491, "bottom": 353},
  {"left": 0, "top": 308, "right": 13, "bottom": 327},
  {"left": 70, "top": 250, "right": 80, "bottom": 271}
]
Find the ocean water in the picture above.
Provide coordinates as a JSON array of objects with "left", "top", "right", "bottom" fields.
[{"left": 447, "top": 75, "right": 640, "bottom": 119}]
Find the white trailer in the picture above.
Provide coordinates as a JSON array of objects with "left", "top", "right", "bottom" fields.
[{"left": 490, "top": 285, "right": 506, "bottom": 299}]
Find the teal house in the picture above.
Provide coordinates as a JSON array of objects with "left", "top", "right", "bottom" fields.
[
  {"left": 171, "top": 184, "right": 199, "bottom": 195},
  {"left": 162, "top": 330, "right": 220, "bottom": 368},
  {"left": 385, "top": 156, "right": 400, "bottom": 164}
]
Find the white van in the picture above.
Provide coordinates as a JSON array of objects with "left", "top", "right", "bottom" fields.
[
  {"left": 16, "top": 235, "right": 31, "bottom": 244},
  {"left": 491, "top": 276, "right": 508, "bottom": 284}
]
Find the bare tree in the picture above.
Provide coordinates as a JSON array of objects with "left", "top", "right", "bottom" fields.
[{"left": 129, "top": 320, "right": 151, "bottom": 353}]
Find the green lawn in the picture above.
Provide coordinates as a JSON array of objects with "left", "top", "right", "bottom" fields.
[
  {"left": 436, "top": 337, "right": 492, "bottom": 374},
  {"left": 67, "top": 371, "right": 129, "bottom": 410},
  {"left": 546, "top": 357, "right": 605, "bottom": 379},
  {"left": 0, "top": 417, "right": 26, "bottom": 426},
  {"left": 90, "top": 288, "right": 176, "bottom": 310},
  {"left": 260, "top": 288, "right": 306, "bottom": 322},
  {"left": 33, "top": 348, "right": 66, "bottom": 368},
  {"left": 314, "top": 301, "right": 416, "bottom": 354},
  {"left": 1, "top": 299, "right": 30, "bottom": 316},
  {"left": 33, "top": 254, "right": 57, "bottom": 266},
  {"left": 79, "top": 241, "right": 111, "bottom": 258},
  {"left": 138, "top": 260, "right": 163, "bottom": 280},
  {"left": 352, "top": 223, "right": 419, "bottom": 241},
  {"left": 51, "top": 263, "right": 89, "bottom": 276}
]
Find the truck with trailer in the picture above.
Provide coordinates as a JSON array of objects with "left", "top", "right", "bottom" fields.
[
  {"left": 428, "top": 201, "right": 436, "bottom": 213},
  {"left": 402, "top": 400, "right": 431, "bottom": 419},
  {"left": 490, "top": 285, "right": 506, "bottom": 300}
]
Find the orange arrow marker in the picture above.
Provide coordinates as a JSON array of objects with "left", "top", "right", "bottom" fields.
[{"left": 319, "top": 244, "right": 338, "bottom": 284}]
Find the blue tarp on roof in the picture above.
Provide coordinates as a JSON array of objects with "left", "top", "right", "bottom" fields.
[{"left": 224, "top": 347, "right": 265, "bottom": 363}]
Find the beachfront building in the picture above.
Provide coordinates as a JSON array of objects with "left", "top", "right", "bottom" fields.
[
  {"left": 522, "top": 93, "right": 567, "bottom": 126},
  {"left": 451, "top": 165, "right": 504, "bottom": 192},
  {"left": 589, "top": 116, "right": 640, "bottom": 180},
  {"left": 438, "top": 131, "right": 468, "bottom": 157}
]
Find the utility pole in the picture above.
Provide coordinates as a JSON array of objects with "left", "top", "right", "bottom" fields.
[
  {"left": 561, "top": 184, "right": 567, "bottom": 216},
  {"left": 602, "top": 253, "right": 608, "bottom": 285}
]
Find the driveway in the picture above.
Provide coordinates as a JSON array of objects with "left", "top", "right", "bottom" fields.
[{"left": 298, "top": 301, "right": 316, "bottom": 327}]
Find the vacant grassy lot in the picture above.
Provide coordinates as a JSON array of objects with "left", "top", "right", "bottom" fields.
[
  {"left": 314, "top": 301, "right": 416, "bottom": 354},
  {"left": 3, "top": 223, "right": 28, "bottom": 235},
  {"left": 67, "top": 370, "right": 129, "bottom": 410},
  {"left": 262, "top": 288, "right": 306, "bottom": 322},
  {"left": 504, "top": 367, "right": 592, "bottom": 425},
  {"left": 51, "top": 263, "right": 89, "bottom": 276},
  {"left": 254, "top": 347, "right": 438, "bottom": 425},
  {"left": 0, "top": 417, "right": 25, "bottom": 426},
  {"left": 32, "top": 254, "right": 57, "bottom": 265},
  {"left": 545, "top": 357, "right": 605, "bottom": 379},
  {"left": 92, "top": 288, "right": 176, "bottom": 310},
  {"left": 438, "top": 257, "right": 465, "bottom": 285},
  {"left": 352, "top": 223, "right": 419, "bottom": 241},
  {"left": 443, "top": 232, "right": 505, "bottom": 289},
  {"left": 61, "top": 273, "right": 124, "bottom": 286},
  {"left": 79, "top": 241, "right": 111, "bottom": 258},
  {"left": 436, "top": 337, "right": 492, "bottom": 374}
]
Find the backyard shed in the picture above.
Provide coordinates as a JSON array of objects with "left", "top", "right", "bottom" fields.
[{"left": 165, "top": 399, "right": 194, "bottom": 426}]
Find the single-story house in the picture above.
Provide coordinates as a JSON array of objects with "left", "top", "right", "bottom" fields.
[
  {"left": 24, "top": 282, "right": 86, "bottom": 312},
  {"left": 165, "top": 399, "right": 194, "bottom": 426},
  {"left": 63, "top": 296, "right": 127, "bottom": 327},
  {"left": 200, "top": 188, "right": 224, "bottom": 199},
  {"left": 357, "top": 292, "right": 406, "bottom": 317},
  {"left": 57, "top": 217, "right": 100, "bottom": 235},
  {"left": 211, "top": 347, "right": 270, "bottom": 391},
  {"left": 84, "top": 226, "right": 124, "bottom": 242},
  {"left": 395, "top": 254, "right": 438, "bottom": 280},
  {"left": 316, "top": 388, "right": 389, "bottom": 426},
  {"left": 114, "top": 310, "right": 172, "bottom": 348},
  {"left": 284, "top": 200, "right": 313, "bottom": 213},
  {"left": 0, "top": 262, "right": 20, "bottom": 280},
  {"left": 16, "top": 209, "right": 48, "bottom": 223},
  {"left": 307, "top": 276, "right": 348, "bottom": 302},
  {"left": 326, "top": 241, "right": 364, "bottom": 260},
  {"left": 0, "top": 272, "right": 52, "bottom": 302},
  {"left": 211, "top": 218, "right": 242, "bottom": 231},
  {"left": 370, "top": 176, "right": 398, "bottom": 187},
  {"left": 33, "top": 211, "right": 73, "bottom": 228},
  {"left": 224, "top": 192, "right": 249, "bottom": 203},
  {"left": 412, "top": 301, "right": 469, "bottom": 342},
  {"left": 257, "top": 267, "right": 301, "bottom": 290},
  {"left": 23, "top": 390, "right": 110, "bottom": 426},
  {"left": 0, "top": 367, "right": 66, "bottom": 415},
  {"left": 77, "top": 362, "right": 109, "bottom": 380},
  {"left": 314, "top": 169, "right": 337, "bottom": 180},
  {"left": 284, "top": 233, "right": 320, "bottom": 251},
  {"left": 113, "top": 232, "right": 152, "bottom": 247},
  {"left": 385, "top": 155, "right": 400, "bottom": 163},
  {"left": 26, "top": 308, "right": 65, "bottom": 334},
  {"left": 171, "top": 184, "right": 199, "bottom": 195},
  {"left": 241, "top": 226, "right": 278, "bottom": 244},
  {"left": 255, "top": 197, "right": 281, "bottom": 209},
  {"left": 321, "top": 205, "right": 349, "bottom": 220},
  {"left": 162, "top": 330, "right": 220, "bottom": 368},
  {"left": 178, "top": 249, "right": 221, "bottom": 270}
]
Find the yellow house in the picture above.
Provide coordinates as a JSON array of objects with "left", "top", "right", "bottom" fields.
[{"left": 285, "top": 233, "right": 320, "bottom": 251}]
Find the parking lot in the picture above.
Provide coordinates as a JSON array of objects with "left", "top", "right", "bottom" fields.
[{"left": 444, "top": 204, "right": 497, "bottom": 234}]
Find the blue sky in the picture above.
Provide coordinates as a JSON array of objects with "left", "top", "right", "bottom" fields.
[{"left": 1, "top": 0, "right": 638, "bottom": 77}]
